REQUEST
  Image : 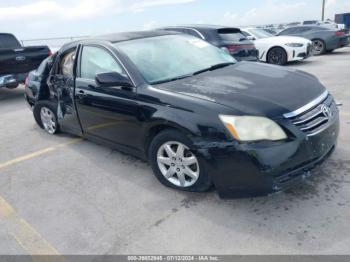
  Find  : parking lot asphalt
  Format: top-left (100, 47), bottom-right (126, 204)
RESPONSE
top-left (0, 47), bottom-right (350, 256)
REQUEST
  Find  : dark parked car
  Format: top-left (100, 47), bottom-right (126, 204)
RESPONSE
top-left (25, 31), bottom-right (339, 198)
top-left (278, 26), bottom-right (349, 55)
top-left (0, 33), bottom-right (51, 89)
top-left (25, 55), bottom-right (56, 105)
top-left (160, 25), bottom-right (258, 61)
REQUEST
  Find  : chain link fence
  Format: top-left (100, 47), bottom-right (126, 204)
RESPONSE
top-left (20, 36), bottom-right (89, 52)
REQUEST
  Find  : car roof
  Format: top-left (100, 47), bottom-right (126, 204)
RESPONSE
top-left (162, 24), bottom-right (240, 31)
top-left (284, 25), bottom-right (329, 29)
top-left (241, 28), bottom-right (258, 31)
top-left (96, 30), bottom-right (179, 43)
top-left (59, 30), bottom-right (179, 53)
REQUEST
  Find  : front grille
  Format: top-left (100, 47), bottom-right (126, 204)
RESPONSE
top-left (285, 94), bottom-right (338, 137)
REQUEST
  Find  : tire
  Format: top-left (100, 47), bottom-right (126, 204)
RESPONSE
top-left (148, 129), bottom-right (212, 192)
top-left (267, 47), bottom-right (287, 65)
top-left (33, 100), bottom-right (60, 135)
top-left (6, 83), bottom-right (19, 89)
top-left (312, 39), bottom-right (326, 55)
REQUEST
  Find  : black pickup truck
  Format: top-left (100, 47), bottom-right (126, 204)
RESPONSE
top-left (0, 33), bottom-right (51, 89)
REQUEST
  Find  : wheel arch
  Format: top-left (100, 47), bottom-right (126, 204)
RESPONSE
top-left (311, 38), bottom-right (327, 49)
top-left (143, 121), bottom-right (195, 158)
top-left (267, 45), bottom-right (287, 57)
top-left (266, 46), bottom-right (288, 64)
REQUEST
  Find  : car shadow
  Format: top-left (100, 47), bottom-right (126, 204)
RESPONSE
top-left (286, 59), bottom-right (319, 67)
top-left (322, 50), bottom-right (349, 56)
top-left (0, 85), bottom-right (25, 102)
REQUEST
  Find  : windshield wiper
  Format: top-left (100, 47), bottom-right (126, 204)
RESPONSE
top-left (151, 62), bottom-right (235, 85)
top-left (192, 62), bottom-right (235, 76)
top-left (151, 74), bottom-right (194, 85)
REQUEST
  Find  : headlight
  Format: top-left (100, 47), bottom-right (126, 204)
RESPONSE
top-left (285, 43), bottom-right (304, 47)
top-left (219, 115), bottom-right (287, 142)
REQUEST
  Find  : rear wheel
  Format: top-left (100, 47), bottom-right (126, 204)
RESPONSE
top-left (33, 101), bottom-right (60, 135)
top-left (149, 130), bottom-right (212, 192)
top-left (267, 47), bottom-right (287, 65)
top-left (312, 39), bottom-right (326, 55)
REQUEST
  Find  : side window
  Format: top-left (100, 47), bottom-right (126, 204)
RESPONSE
top-left (80, 46), bottom-right (125, 80)
top-left (280, 27), bottom-right (299, 35)
top-left (37, 58), bottom-right (49, 74)
top-left (295, 27), bottom-right (310, 33)
top-left (60, 51), bottom-right (75, 76)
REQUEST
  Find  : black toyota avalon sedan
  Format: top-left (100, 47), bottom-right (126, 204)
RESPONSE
top-left (25, 30), bottom-right (339, 198)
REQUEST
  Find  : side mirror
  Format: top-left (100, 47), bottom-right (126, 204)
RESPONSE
top-left (95, 72), bottom-right (133, 89)
top-left (247, 36), bottom-right (256, 41)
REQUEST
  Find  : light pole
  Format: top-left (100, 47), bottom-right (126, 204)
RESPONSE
top-left (321, 0), bottom-right (326, 21)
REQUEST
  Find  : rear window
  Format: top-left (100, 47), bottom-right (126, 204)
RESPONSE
top-left (303, 21), bottom-right (317, 25)
top-left (0, 34), bottom-right (21, 49)
top-left (217, 29), bottom-right (247, 42)
top-left (36, 56), bottom-right (53, 74)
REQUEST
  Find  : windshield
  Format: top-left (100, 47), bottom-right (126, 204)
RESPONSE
top-left (115, 35), bottom-right (236, 84)
top-left (247, 29), bottom-right (274, 39)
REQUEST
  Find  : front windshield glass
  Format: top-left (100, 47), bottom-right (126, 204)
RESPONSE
top-left (248, 29), bottom-right (274, 39)
top-left (115, 35), bottom-right (236, 84)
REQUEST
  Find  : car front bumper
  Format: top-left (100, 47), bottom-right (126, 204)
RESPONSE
top-left (287, 44), bottom-right (312, 61)
top-left (193, 113), bottom-right (339, 199)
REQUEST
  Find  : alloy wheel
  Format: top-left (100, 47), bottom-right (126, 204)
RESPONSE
top-left (40, 107), bottom-right (57, 134)
top-left (268, 48), bottom-right (284, 64)
top-left (312, 40), bottom-right (325, 55)
top-left (157, 141), bottom-right (200, 188)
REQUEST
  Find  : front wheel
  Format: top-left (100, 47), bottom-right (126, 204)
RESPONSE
top-left (33, 101), bottom-right (60, 135)
top-left (149, 130), bottom-right (212, 192)
top-left (267, 47), bottom-right (287, 65)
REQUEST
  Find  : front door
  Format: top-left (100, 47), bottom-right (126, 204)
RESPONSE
top-left (74, 45), bottom-right (143, 151)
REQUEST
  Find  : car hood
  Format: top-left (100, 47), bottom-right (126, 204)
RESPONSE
top-left (257, 36), bottom-right (311, 45)
top-left (156, 62), bottom-right (326, 117)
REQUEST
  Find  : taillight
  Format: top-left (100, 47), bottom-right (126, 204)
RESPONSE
top-left (225, 44), bottom-right (255, 53)
top-left (335, 31), bottom-right (345, 36)
top-left (48, 50), bottom-right (53, 56)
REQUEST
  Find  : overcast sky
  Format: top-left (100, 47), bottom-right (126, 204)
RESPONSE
top-left (0, 0), bottom-right (349, 40)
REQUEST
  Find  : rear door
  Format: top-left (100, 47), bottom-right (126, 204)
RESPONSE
top-left (74, 45), bottom-right (142, 150)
